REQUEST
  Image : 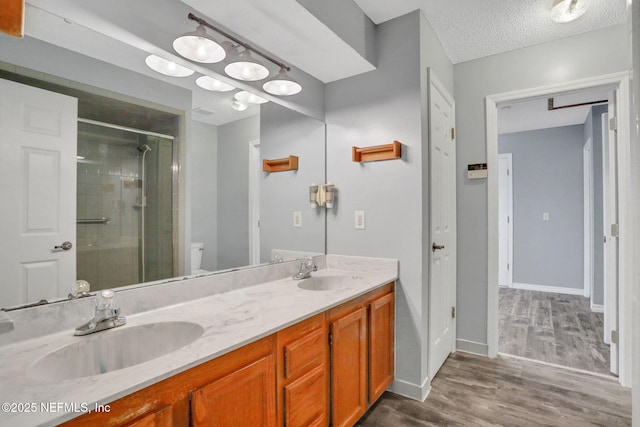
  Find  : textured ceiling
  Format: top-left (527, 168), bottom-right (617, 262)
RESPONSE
top-left (353, 0), bottom-right (628, 64)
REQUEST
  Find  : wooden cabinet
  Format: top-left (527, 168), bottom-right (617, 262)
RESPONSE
top-left (191, 354), bottom-right (276, 427)
top-left (368, 292), bottom-right (395, 402)
top-left (328, 283), bottom-right (394, 427)
top-left (277, 313), bottom-right (328, 427)
top-left (62, 283), bottom-right (393, 427)
top-left (61, 337), bottom-right (276, 427)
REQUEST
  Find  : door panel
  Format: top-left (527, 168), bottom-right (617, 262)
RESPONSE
top-left (0, 78), bottom-right (77, 307)
top-left (428, 69), bottom-right (456, 379)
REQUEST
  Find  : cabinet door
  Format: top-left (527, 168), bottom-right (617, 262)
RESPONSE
top-left (368, 292), bottom-right (394, 403)
top-left (124, 405), bottom-right (173, 427)
top-left (191, 355), bottom-right (276, 427)
top-left (283, 365), bottom-right (326, 426)
top-left (330, 307), bottom-right (367, 427)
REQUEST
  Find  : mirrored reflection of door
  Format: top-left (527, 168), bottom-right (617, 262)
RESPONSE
top-left (0, 78), bottom-right (78, 307)
top-left (76, 121), bottom-right (174, 291)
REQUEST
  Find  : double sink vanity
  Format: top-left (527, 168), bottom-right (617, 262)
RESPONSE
top-left (0, 255), bottom-right (397, 426)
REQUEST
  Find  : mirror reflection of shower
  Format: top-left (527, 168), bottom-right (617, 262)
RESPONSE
top-left (136, 143), bottom-right (151, 283)
top-left (76, 120), bottom-right (175, 291)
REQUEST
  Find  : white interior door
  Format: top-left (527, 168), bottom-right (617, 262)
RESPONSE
top-left (0, 78), bottom-right (77, 307)
top-left (498, 154), bottom-right (513, 288)
top-left (428, 69), bottom-right (457, 379)
top-left (602, 104), bottom-right (619, 375)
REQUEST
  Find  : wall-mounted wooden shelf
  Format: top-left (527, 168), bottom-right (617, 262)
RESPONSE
top-left (263, 155), bottom-right (298, 172)
top-left (352, 141), bottom-right (402, 163)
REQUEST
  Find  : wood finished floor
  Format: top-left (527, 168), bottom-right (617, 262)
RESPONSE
top-left (357, 352), bottom-right (631, 426)
top-left (498, 288), bottom-right (610, 375)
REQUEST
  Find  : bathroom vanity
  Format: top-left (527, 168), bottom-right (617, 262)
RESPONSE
top-left (0, 255), bottom-right (397, 427)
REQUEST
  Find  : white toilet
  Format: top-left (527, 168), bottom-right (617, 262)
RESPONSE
top-left (191, 242), bottom-right (209, 274)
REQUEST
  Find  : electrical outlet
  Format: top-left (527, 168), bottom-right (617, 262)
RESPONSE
top-left (355, 211), bottom-right (366, 229)
top-left (293, 211), bottom-right (302, 228)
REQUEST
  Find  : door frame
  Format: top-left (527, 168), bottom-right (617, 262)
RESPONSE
top-left (485, 72), bottom-right (632, 387)
top-left (248, 139), bottom-right (261, 265)
top-left (498, 153), bottom-right (513, 288)
top-left (583, 137), bottom-right (594, 300)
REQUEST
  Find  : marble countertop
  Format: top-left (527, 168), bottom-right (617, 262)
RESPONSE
top-left (0, 262), bottom-right (397, 426)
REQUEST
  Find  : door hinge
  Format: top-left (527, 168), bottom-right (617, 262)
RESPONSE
top-left (451, 307), bottom-right (456, 319)
top-left (611, 224), bottom-right (619, 237)
top-left (609, 117), bottom-right (618, 131)
top-left (507, 169), bottom-right (510, 176)
top-left (507, 216), bottom-right (510, 224)
top-left (611, 330), bottom-right (619, 344)
top-left (451, 128), bottom-right (455, 140)
top-left (328, 332), bottom-right (333, 346)
top-left (507, 263), bottom-right (510, 271)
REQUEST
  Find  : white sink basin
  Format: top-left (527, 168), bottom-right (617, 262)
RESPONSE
top-left (297, 275), bottom-right (362, 291)
top-left (29, 321), bottom-right (204, 381)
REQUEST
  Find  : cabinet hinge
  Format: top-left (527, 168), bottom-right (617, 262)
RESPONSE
top-left (451, 307), bottom-right (456, 319)
top-left (328, 332), bottom-right (333, 346)
top-left (609, 117), bottom-right (618, 131)
top-left (612, 330), bottom-right (619, 344)
top-left (451, 128), bottom-right (455, 140)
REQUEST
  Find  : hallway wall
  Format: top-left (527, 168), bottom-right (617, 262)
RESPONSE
top-left (454, 24), bottom-right (629, 353)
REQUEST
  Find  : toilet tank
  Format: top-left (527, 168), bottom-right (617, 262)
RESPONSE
top-left (191, 242), bottom-right (204, 271)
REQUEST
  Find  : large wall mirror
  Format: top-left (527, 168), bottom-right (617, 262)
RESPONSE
top-left (0, 27), bottom-right (326, 310)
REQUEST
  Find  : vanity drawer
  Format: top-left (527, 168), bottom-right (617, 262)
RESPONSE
top-left (283, 327), bottom-right (325, 379)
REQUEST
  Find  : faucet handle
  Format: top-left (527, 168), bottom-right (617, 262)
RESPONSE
top-left (97, 289), bottom-right (115, 310)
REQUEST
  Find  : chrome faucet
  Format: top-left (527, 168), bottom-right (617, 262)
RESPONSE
top-left (292, 257), bottom-right (318, 280)
top-left (75, 290), bottom-right (126, 336)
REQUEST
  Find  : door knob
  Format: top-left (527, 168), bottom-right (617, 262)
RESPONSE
top-left (432, 242), bottom-right (445, 252)
top-left (54, 241), bottom-right (73, 251)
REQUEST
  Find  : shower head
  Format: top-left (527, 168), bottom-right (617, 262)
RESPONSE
top-left (137, 144), bottom-right (152, 153)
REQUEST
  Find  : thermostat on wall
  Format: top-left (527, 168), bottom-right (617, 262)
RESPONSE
top-left (467, 163), bottom-right (488, 179)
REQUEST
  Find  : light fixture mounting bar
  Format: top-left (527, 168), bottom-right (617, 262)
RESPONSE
top-left (187, 13), bottom-right (291, 72)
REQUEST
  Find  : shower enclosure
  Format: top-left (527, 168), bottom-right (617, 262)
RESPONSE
top-left (76, 120), bottom-right (175, 291)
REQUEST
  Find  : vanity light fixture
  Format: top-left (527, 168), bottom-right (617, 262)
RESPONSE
top-left (196, 76), bottom-right (235, 92)
top-left (231, 99), bottom-right (248, 112)
top-left (225, 49), bottom-right (269, 81)
top-left (234, 90), bottom-right (268, 105)
top-left (176, 13), bottom-right (302, 94)
top-left (550, 0), bottom-right (586, 23)
top-left (173, 24), bottom-right (226, 63)
top-left (145, 55), bottom-right (194, 77)
top-left (263, 66), bottom-right (302, 96)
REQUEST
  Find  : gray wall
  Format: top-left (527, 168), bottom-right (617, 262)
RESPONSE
top-left (499, 125), bottom-right (585, 290)
top-left (584, 105), bottom-right (608, 306)
top-left (217, 115), bottom-right (260, 269)
top-left (191, 121), bottom-right (219, 271)
top-left (454, 24), bottom-right (629, 349)
top-left (326, 10), bottom-right (453, 398)
top-left (260, 103), bottom-right (326, 262)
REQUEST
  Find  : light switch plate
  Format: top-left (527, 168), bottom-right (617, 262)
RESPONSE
top-left (355, 211), bottom-right (365, 229)
top-left (293, 211), bottom-right (302, 228)
top-left (543, 212), bottom-right (550, 221)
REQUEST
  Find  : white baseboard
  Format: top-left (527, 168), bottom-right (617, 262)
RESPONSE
top-left (590, 303), bottom-right (604, 313)
top-left (456, 339), bottom-right (489, 356)
top-left (512, 282), bottom-right (584, 296)
top-left (389, 377), bottom-right (431, 402)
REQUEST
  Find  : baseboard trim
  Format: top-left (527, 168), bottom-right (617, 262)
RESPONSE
top-left (389, 377), bottom-right (431, 402)
top-left (456, 339), bottom-right (489, 356)
top-left (512, 282), bottom-right (584, 295)
top-left (590, 303), bottom-right (604, 313)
